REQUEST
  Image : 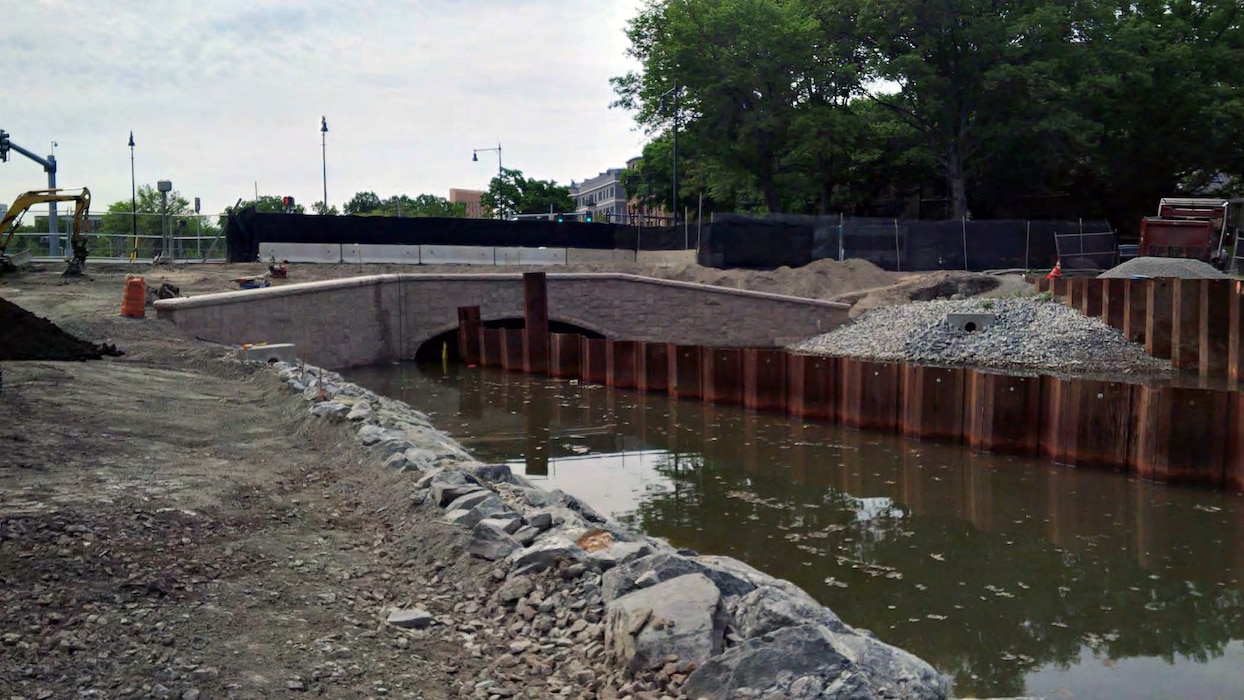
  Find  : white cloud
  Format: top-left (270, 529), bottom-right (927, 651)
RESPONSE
top-left (0, 0), bottom-right (646, 214)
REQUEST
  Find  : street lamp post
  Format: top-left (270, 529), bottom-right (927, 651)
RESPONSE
top-left (472, 144), bottom-right (503, 219)
top-left (659, 83), bottom-right (681, 226)
top-left (128, 132), bottom-right (137, 259)
top-left (320, 117), bottom-right (329, 212)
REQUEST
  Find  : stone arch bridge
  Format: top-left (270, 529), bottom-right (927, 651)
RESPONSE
top-left (154, 273), bottom-right (850, 369)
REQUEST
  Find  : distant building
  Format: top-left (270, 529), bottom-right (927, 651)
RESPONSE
top-left (449, 188), bottom-right (485, 218)
top-left (572, 168), bottom-right (628, 223)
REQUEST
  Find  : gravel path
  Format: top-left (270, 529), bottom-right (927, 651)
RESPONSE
top-left (790, 297), bottom-right (1172, 376)
top-left (1098, 256), bottom-right (1226, 279)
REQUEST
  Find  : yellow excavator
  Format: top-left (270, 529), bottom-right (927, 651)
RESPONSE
top-left (0, 187), bottom-right (92, 275)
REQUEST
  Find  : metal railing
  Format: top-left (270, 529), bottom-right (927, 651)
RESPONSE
top-left (4, 212), bottom-right (228, 263)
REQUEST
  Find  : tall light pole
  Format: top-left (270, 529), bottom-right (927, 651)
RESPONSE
top-left (320, 116), bottom-right (329, 211)
top-left (659, 83), bottom-right (681, 226)
top-left (473, 143), bottom-right (503, 219)
top-left (128, 132), bottom-right (137, 258)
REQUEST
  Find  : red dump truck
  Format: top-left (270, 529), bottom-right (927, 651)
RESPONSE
top-left (1137, 197), bottom-right (1235, 267)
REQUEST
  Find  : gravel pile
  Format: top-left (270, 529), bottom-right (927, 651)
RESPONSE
top-left (1098, 256), bottom-right (1226, 279)
top-left (791, 297), bottom-right (1171, 375)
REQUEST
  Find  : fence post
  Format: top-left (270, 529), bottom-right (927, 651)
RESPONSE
top-left (893, 218), bottom-right (901, 272)
top-left (962, 216), bottom-right (968, 271)
top-left (1024, 220), bottom-right (1031, 270)
top-left (839, 212), bottom-right (845, 261)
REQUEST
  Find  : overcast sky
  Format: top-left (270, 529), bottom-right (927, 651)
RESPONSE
top-left (1, 0), bottom-right (647, 215)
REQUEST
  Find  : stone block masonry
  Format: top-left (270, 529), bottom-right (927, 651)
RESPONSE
top-left (153, 273), bottom-right (850, 370)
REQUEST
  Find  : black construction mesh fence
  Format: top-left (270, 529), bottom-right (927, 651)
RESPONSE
top-left (224, 208), bottom-right (688, 262)
top-left (696, 214), bottom-right (1115, 271)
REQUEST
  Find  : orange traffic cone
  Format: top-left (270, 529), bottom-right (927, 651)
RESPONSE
top-left (1046, 259), bottom-right (1062, 279)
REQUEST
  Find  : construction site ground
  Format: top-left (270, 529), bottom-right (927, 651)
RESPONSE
top-left (0, 260), bottom-right (1021, 699)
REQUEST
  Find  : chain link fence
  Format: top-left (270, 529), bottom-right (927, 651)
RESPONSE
top-left (5, 212), bottom-right (227, 263)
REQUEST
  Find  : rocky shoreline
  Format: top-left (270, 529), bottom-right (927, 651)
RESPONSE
top-left (275, 360), bottom-right (948, 700)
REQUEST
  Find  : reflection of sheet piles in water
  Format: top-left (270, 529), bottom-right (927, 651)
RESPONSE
top-left (501, 448), bottom-right (704, 520)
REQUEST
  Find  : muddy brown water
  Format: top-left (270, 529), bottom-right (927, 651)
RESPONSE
top-left (346, 364), bottom-right (1244, 700)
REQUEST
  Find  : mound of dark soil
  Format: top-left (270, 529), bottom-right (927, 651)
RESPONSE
top-left (0, 297), bottom-right (123, 361)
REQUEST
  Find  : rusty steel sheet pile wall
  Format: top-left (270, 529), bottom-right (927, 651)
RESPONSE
top-left (900, 365), bottom-right (967, 442)
top-left (478, 328), bottom-right (1244, 492)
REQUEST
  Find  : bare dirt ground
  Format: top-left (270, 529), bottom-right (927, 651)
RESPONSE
top-left (0, 259), bottom-right (1021, 699)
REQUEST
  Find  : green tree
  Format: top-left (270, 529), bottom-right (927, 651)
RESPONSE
top-left (481, 169), bottom-right (574, 218)
top-left (851, 0), bottom-right (1089, 218)
top-left (1068, 0), bottom-right (1244, 228)
top-left (613, 0), bottom-right (863, 214)
top-left (344, 191), bottom-right (382, 215)
top-left (377, 194), bottom-right (467, 218)
top-left (98, 184), bottom-right (217, 258)
top-left (312, 200), bottom-right (340, 215)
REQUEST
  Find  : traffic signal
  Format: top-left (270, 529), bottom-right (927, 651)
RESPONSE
top-left (556, 213), bottom-right (564, 223)
top-left (0, 130), bottom-right (9, 162)
top-left (584, 212), bottom-right (593, 223)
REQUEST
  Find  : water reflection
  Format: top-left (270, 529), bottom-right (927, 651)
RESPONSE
top-left (345, 363), bottom-right (1244, 700)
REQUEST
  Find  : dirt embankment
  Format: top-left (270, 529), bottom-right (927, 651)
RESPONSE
top-left (0, 296), bottom-right (123, 361)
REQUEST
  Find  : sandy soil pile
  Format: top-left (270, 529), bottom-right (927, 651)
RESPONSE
top-left (650, 258), bottom-right (902, 300)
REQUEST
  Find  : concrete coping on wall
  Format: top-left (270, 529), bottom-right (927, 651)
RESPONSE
top-left (153, 273), bottom-right (852, 312)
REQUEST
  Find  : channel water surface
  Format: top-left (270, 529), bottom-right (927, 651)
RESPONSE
top-left (345, 364), bottom-right (1244, 700)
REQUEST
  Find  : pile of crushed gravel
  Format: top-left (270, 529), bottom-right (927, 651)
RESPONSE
top-left (790, 297), bottom-right (1171, 376)
top-left (1098, 256), bottom-right (1226, 279)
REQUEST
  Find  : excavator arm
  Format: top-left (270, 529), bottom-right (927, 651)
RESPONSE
top-left (0, 187), bottom-right (91, 273)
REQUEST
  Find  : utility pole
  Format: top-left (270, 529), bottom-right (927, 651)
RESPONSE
top-left (128, 132), bottom-right (137, 259)
top-left (320, 117), bottom-right (329, 211)
top-left (659, 84), bottom-right (681, 226)
top-left (0, 130), bottom-right (61, 255)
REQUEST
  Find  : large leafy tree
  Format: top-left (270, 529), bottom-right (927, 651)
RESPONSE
top-left (97, 184), bottom-right (220, 257)
top-left (613, 0), bottom-right (862, 214)
top-left (481, 168), bottom-right (574, 218)
top-left (377, 194), bottom-right (467, 218)
top-left (343, 191), bottom-right (382, 215)
top-left (1069, 0), bottom-right (1244, 226)
top-left (851, 0), bottom-right (1089, 219)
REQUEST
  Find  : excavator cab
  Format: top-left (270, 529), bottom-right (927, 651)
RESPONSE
top-left (0, 187), bottom-right (92, 275)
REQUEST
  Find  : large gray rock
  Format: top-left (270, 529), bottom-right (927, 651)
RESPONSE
top-left (443, 495), bottom-right (511, 529)
top-left (602, 553), bottom-right (757, 602)
top-left (590, 541), bottom-right (654, 571)
top-left (469, 520), bottom-right (520, 561)
top-left (468, 463), bottom-right (534, 488)
top-left (386, 608), bottom-right (434, 630)
top-left (683, 625), bottom-right (946, 700)
top-left (403, 448), bottom-right (438, 472)
top-left (346, 401), bottom-right (373, 421)
top-left (728, 584), bottom-right (850, 638)
top-left (604, 573), bottom-right (727, 673)
top-left (506, 536), bottom-right (586, 576)
top-left (551, 490), bottom-right (608, 524)
top-left (311, 401), bottom-right (350, 419)
top-left (832, 631), bottom-right (948, 699)
top-left (433, 478), bottom-right (486, 508)
top-left (445, 489), bottom-right (495, 513)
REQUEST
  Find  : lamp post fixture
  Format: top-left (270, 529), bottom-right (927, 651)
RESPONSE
top-left (658, 83), bottom-right (681, 225)
top-left (320, 116), bottom-right (329, 212)
top-left (472, 143), bottom-right (503, 219)
top-left (128, 132), bottom-right (137, 258)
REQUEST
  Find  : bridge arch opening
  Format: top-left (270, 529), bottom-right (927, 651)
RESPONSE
top-left (412, 319), bottom-right (605, 363)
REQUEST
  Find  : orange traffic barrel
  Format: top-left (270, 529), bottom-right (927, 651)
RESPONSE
top-left (120, 275), bottom-right (147, 318)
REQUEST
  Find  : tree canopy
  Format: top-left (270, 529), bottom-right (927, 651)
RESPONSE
top-left (613, 0), bottom-right (1244, 227)
top-left (339, 192), bottom-right (467, 218)
top-left (481, 168), bottom-right (575, 218)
